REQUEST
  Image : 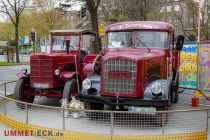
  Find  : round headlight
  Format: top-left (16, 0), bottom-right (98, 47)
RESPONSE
top-left (82, 79), bottom-right (91, 90)
top-left (55, 69), bottom-right (60, 76)
top-left (21, 68), bottom-right (27, 74)
top-left (150, 82), bottom-right (162, 95)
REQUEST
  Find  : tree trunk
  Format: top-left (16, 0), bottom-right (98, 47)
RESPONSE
top-left (15, 24), bottom-right (20, 63)
top-left (90, 11), bottom-right (99, 52)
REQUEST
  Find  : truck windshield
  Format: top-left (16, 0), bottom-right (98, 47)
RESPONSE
top-left (136, 31), bottom-right (169, 48)
top-left (107, 31), bottom-right (169, 48)
top-left (107, 32), bottom-right (132, 48)
top-left (52, 35), bottom-right (79, 51)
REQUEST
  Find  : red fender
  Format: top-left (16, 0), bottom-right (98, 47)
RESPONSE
top-left (17, 72), bottom-right (30, 78)
top-left (59, 71), bottom-right (79, 79)
top-left (82, 54), bottom-right (101, 78)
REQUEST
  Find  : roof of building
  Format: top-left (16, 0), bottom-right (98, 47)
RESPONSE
top-left (50, 29), bottom-right (96, 35)
top-left (106, 21), bottom-right (174, 32)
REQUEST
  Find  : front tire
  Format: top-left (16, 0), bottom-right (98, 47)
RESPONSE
top-left (63, 79), bottom-right (79, 103)
top-left (171, 72), bottom-right (179, 103)
top-left (14, 78), bottom-right (35, 109)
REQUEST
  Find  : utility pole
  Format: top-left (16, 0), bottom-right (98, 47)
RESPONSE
top-left (31, 29), bottom-right (36, 53)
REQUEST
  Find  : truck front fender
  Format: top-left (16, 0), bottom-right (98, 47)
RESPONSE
top-left (59, 71), bottom-right (79, 79)
top-left (144, 79), bottom-right (171, 99)
top-left (82, 54), bottom-right (101, 78)
top-left (17, 72), bottom-right (30, 79)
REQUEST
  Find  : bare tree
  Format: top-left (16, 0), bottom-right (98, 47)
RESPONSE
top-left (100, 0), bottom-right (158, 25)
top-left (85, 0), bottom-right (100, 35)
top-left (0, 0), bottom-right (30, 63)
top-left (171, 0), bottom-right (210, 41)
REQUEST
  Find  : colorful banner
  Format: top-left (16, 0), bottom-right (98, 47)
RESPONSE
top-left (179, 42), bottom-right (197, 89)
top-left (197, 41), bottom-right (210, 94)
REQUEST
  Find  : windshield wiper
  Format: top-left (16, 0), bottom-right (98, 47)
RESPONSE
top-left (136, 38), bottom-right (150, 52)
top-left (107, 42), bottom-right (119, 51)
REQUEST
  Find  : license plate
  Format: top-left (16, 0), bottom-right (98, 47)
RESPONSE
top-left (32, 83), bottom-right (49, 89)
top-left (128, 106), bottom-right (156, 114)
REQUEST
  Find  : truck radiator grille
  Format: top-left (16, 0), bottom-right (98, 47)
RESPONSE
top-left (103, 60), bottom-right (137, 94)
top-left (30, 59), bottom-right (54, 83)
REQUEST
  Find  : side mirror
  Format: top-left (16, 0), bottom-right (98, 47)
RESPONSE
top-left (175, 35), bottom-right (185, 51)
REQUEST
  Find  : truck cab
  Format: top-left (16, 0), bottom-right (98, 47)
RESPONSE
top-left (15, 29), bottom-right (97, 107)
top-left (79, 21), bottom-right (184, 111)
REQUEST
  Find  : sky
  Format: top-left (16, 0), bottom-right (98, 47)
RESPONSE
top-left (0, 0), bottom-right (83, 22)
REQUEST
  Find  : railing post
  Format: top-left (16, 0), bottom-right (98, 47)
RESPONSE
top-left (162, 112), bottom-right (165, 134)
top-left (4, 83), bottom-right (6, 97)
top-left (62, 108), bottom-right (65, 130)
top-left (110, 112), bottom-right (114, 137)
top-left (3, 100), bottom-right (6, 116)
top-left (206, 109), bottom-right (208, 131)
top-left (25, 103), bottom-right (28, 124)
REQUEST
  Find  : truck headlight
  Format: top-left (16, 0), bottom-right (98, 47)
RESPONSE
top-left (21, 68), bottom-right (27, 74)
top-left (150, 82), bottom-right (162, 96)
top-left (55, 69), bottom-right (60, 76)
top-left (82, 79), bottom-right (91, 90)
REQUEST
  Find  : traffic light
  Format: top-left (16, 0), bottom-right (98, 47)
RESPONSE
top-left (31, 31), bottom-right (35, 42)
top-left (80, 6), bottom-right (87, 19)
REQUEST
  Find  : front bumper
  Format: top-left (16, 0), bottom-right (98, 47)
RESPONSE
top-left (79, 93), bottom-right (170, 108)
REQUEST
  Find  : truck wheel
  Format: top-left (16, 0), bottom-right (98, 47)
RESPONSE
top-left (14, 78), bottom-right (35, 109)
top-left (171, 72), bottom-right (179, 103)
top-left (84, 102), bottom-right (104, 119)
top-left (63, 79), bottom-right (79, 103)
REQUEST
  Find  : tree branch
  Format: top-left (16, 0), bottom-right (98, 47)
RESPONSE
top-left (19, 0), bottom-right (29, 14)
top-left (96, 0), bottom-right (100, 9)
top-left (0, 0), bottom-right (16, 24)
top-left (6, 0), bottom-right (15, 11)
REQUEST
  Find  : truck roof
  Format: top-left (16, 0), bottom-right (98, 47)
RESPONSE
top-left (106, 21), bottom-right (174, 32)
top-left (50, 29), bottom-right (96, 35)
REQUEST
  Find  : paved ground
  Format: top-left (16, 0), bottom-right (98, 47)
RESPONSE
top-left (0, 65), bottom-right (209, 139)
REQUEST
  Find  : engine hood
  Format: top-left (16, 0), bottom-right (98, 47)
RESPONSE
top-left (30, 53), bottom-right (78, 59)
top-left (103, 48), bottom-right (167, 62)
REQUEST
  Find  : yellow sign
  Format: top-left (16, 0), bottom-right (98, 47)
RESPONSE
top-left (99, 25), bottom-right (106, 35)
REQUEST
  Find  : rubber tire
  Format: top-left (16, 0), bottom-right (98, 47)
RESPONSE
top-left (173, 73), bottom-right (179, 103)
top-left (171, 72), bottom-right (179, 103)
top-left (63, 79), bottom-right (79, 103)
top-left (84, 102), bottom-right (104, 119)
top-left (14, 78), bottom-right (35, 109)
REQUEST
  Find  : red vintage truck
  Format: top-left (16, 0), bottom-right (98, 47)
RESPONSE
top-left (79, 21), bottom-right (184, 111)
top-left (14, 29), bottom-right (99, 107)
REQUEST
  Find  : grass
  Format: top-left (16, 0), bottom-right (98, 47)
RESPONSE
top-left (0, 61), bottom-right (29, 66)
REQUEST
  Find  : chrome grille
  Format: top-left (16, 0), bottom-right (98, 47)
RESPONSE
top-left (103, 60), bottom-right (137, 94)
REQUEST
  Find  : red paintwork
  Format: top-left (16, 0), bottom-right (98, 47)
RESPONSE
top-left (100, 48), bottom-right (169, 98)
top-left (82, 54), bottom-right (101, 78)
top-left (108, 70), bottom-right (131, 79)
top-left (106, 21), bottom-right (174, 32)
top-left (22, 29), bottom-right (97, 98)
top-left (60, 71), bottom-right (78, 78)
top-left (97, 21), bottom-right (179, 98)
top-left (17, 72), bottom-right (29, 78)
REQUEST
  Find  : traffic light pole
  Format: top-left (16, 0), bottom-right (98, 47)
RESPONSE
top-left (34, 31), bottom-right (36, 53)
top-left (31, 30), bottom-right (36, 53)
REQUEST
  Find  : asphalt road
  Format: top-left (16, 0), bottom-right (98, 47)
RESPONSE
top-left (0, 65), bottom-right (209, 139)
